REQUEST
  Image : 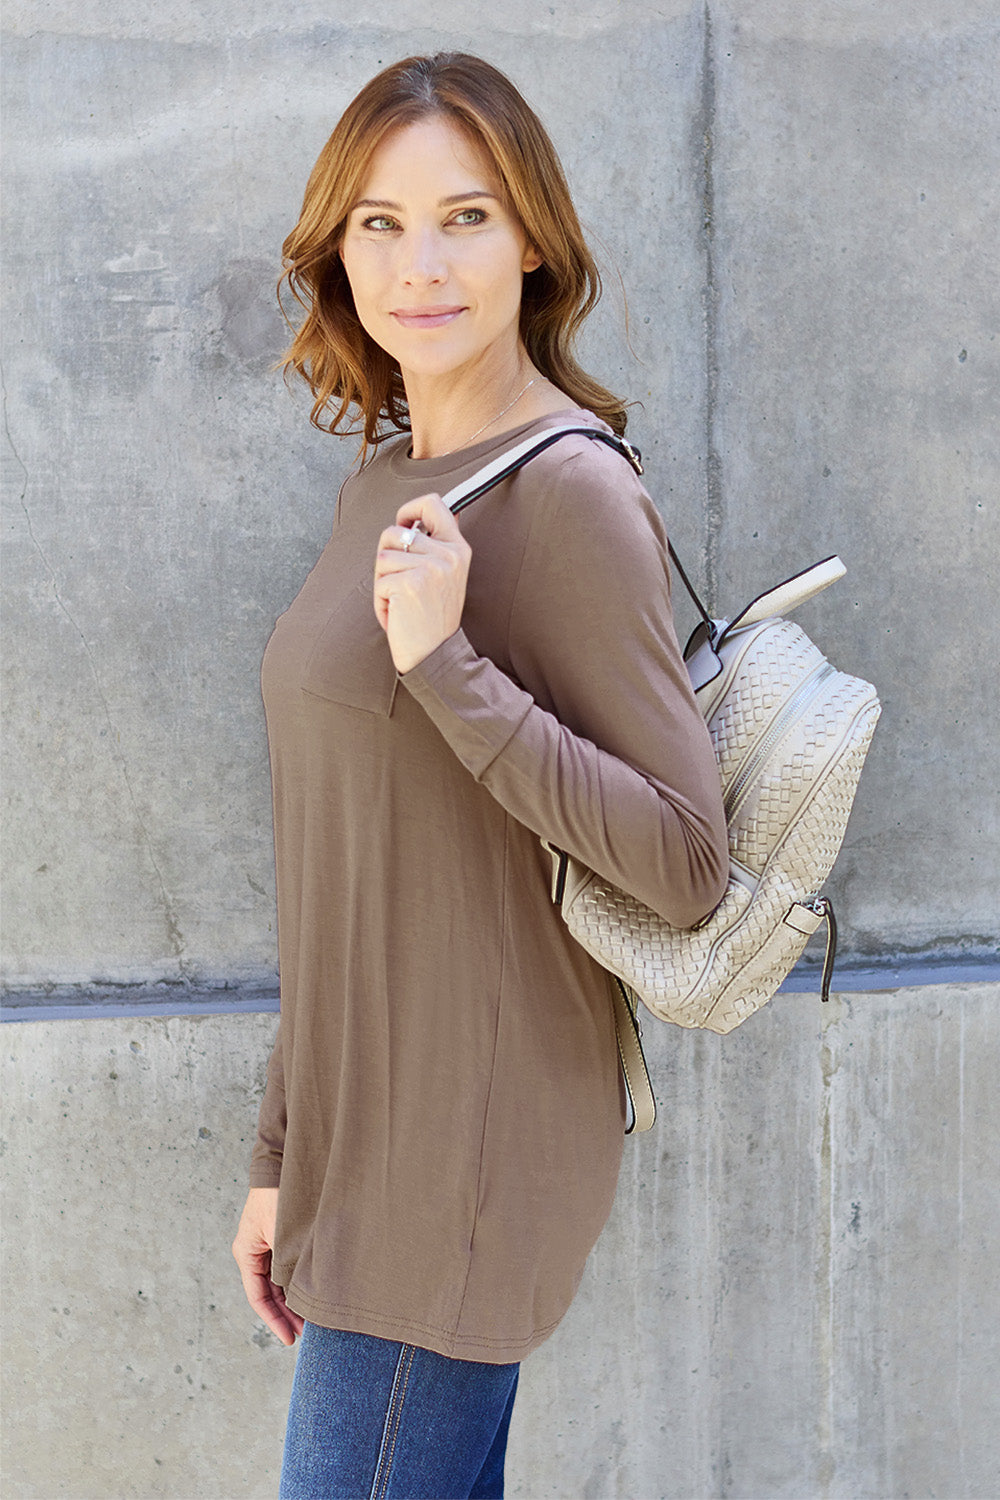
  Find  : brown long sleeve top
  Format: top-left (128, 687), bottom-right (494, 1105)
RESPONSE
top-left (250, 409), bottom-right (728, 1362)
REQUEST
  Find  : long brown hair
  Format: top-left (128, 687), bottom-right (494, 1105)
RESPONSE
top-left (279, 53), bottom-right (627, 449)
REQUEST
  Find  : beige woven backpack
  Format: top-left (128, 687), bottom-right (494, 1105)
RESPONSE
top-left (546, 552), bottom-right (881, 1027)
top-left (443, 427), bottom-right (882, 1131)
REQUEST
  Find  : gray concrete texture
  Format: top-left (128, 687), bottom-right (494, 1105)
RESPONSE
top-left (3, 4), bottom-right (1000, 1498)
top-left (3, 982), bottom-right (998, 1498)
top-left (3, 1), bottom-right (998, 989)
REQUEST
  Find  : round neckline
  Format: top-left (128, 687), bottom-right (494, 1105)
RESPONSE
top-left (384, 407), bottom-right (607, 482)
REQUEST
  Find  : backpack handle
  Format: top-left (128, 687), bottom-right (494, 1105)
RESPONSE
top-left (728, 556), bottom-right (846, 633)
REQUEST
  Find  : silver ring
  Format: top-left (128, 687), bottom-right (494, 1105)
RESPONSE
top-left (400, 526), bottom-right (417, 552)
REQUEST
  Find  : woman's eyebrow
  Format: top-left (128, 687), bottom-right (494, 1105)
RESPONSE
top-left (352, 191), bottom-right (499, 210)
top-left (440, 190), bottom-right (499, 205)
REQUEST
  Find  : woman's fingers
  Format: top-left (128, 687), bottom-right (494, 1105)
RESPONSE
top-left (242, 1268), bottom-right (304, 1347)
top-left (395, 491), bottom-right (464, 542)
top-left (375, 492), bottom-right (462, 560)
top-left (373, 492), bottom-right (472, 674)
top-left (232, 1187), bottom-right (305, 1347)
top-left (376, 523), bottom-right (427, 565)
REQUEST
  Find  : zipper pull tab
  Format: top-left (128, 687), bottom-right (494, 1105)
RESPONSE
top-left (810, 898), bottom-right (839, 1002)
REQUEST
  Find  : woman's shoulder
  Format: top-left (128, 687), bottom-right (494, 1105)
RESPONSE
top-left (335, 432), bottom-right (411, 520)
top-left (514, 415), bottom-right (667, 549)
top-left (345, 432), bottom-right (409, 485)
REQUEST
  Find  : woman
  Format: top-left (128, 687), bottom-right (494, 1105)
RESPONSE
top-left (233, 52), bottom-right (728, 1499)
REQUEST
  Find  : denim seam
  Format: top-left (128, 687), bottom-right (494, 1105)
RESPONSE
top-left (371, 1343), bottom-right (415, 1500)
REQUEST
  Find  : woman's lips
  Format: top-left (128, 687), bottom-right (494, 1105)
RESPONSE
top-left (390, 306), bottom-right (465, 329)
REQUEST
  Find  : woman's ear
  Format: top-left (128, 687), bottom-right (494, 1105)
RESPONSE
top-left (522, 245), bottom-right (543, 273)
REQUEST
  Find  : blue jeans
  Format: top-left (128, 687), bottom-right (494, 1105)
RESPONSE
top-left (280, 1324), bottom-right (520, 1499)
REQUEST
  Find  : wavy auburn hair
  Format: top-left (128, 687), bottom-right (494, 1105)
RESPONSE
top-left (279, 53), bottom-right (627, 450)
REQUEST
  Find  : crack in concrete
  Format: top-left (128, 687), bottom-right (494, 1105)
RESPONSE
top-left (2, 362), bottom-right (189, 974)
top-left (2, 393), bottom-right (29, 523)
top-left (701, 1), bottom-right (722, 615)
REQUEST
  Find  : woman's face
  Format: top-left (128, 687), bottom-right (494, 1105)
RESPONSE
top-left (339, 114), bottom-right (541, 388)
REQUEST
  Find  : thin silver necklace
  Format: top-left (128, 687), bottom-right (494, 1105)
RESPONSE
top-left (464, 377), bottom-right (536, 448)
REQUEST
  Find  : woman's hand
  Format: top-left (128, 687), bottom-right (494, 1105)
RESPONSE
top-left (373, 494), bottom-right (472, 675)
top-left (232, 1187), bottom-right (304, 1347)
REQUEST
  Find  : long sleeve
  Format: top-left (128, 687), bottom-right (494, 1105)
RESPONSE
top-left (249, 1023), bottom-right (286, 1188)
top-left (401, 440), bottom-right (728, 930)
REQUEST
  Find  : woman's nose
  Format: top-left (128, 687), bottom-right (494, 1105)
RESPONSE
top-left (400, 228), bottom-right (446, 286)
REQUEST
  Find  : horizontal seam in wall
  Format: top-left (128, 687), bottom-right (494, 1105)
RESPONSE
top-left (0, 997), bottom-right (281, 1023)
top-left (2, 960), bottom-right (998, 1021)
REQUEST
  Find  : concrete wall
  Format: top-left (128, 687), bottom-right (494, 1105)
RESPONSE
top-left (3, 3), bottom-right (999, 1498)
top-left (3, 0), bottom-right (997, 987)
top-left (4, 983), bottom-right (998, 1498)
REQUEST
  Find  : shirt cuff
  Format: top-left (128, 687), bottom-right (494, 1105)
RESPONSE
top-left (248, 1164), bottom-right (283, 1189)
top-left (399, 629), bottom-right (533, 780)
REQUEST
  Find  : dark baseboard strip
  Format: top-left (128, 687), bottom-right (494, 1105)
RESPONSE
top-left (2, 958), bottom-right (998, 1022)
top-left (1, 993), bottom-right (280, 1024)
top-left (778, 959), bottom-right (999, 993)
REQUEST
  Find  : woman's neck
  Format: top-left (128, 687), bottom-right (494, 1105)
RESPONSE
top-left (404, 352), bottom-right (569, 459)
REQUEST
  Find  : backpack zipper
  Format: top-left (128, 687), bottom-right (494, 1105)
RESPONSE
top-left (723, 661), bottom-right (836, 823)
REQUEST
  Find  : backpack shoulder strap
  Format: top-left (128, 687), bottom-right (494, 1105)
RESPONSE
top-left (439, 425), bottom-right (642, 513)
top-left (439, 423), bottom-right (724, 631)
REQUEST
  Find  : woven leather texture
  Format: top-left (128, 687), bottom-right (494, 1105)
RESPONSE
top-left (557, 615), bottom-right (881, 1034)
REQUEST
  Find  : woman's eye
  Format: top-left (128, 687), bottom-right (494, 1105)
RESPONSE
top-left (362, 215), bottom-right (398, 232)
top-left (451, 208), bottom-right (487, 227)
